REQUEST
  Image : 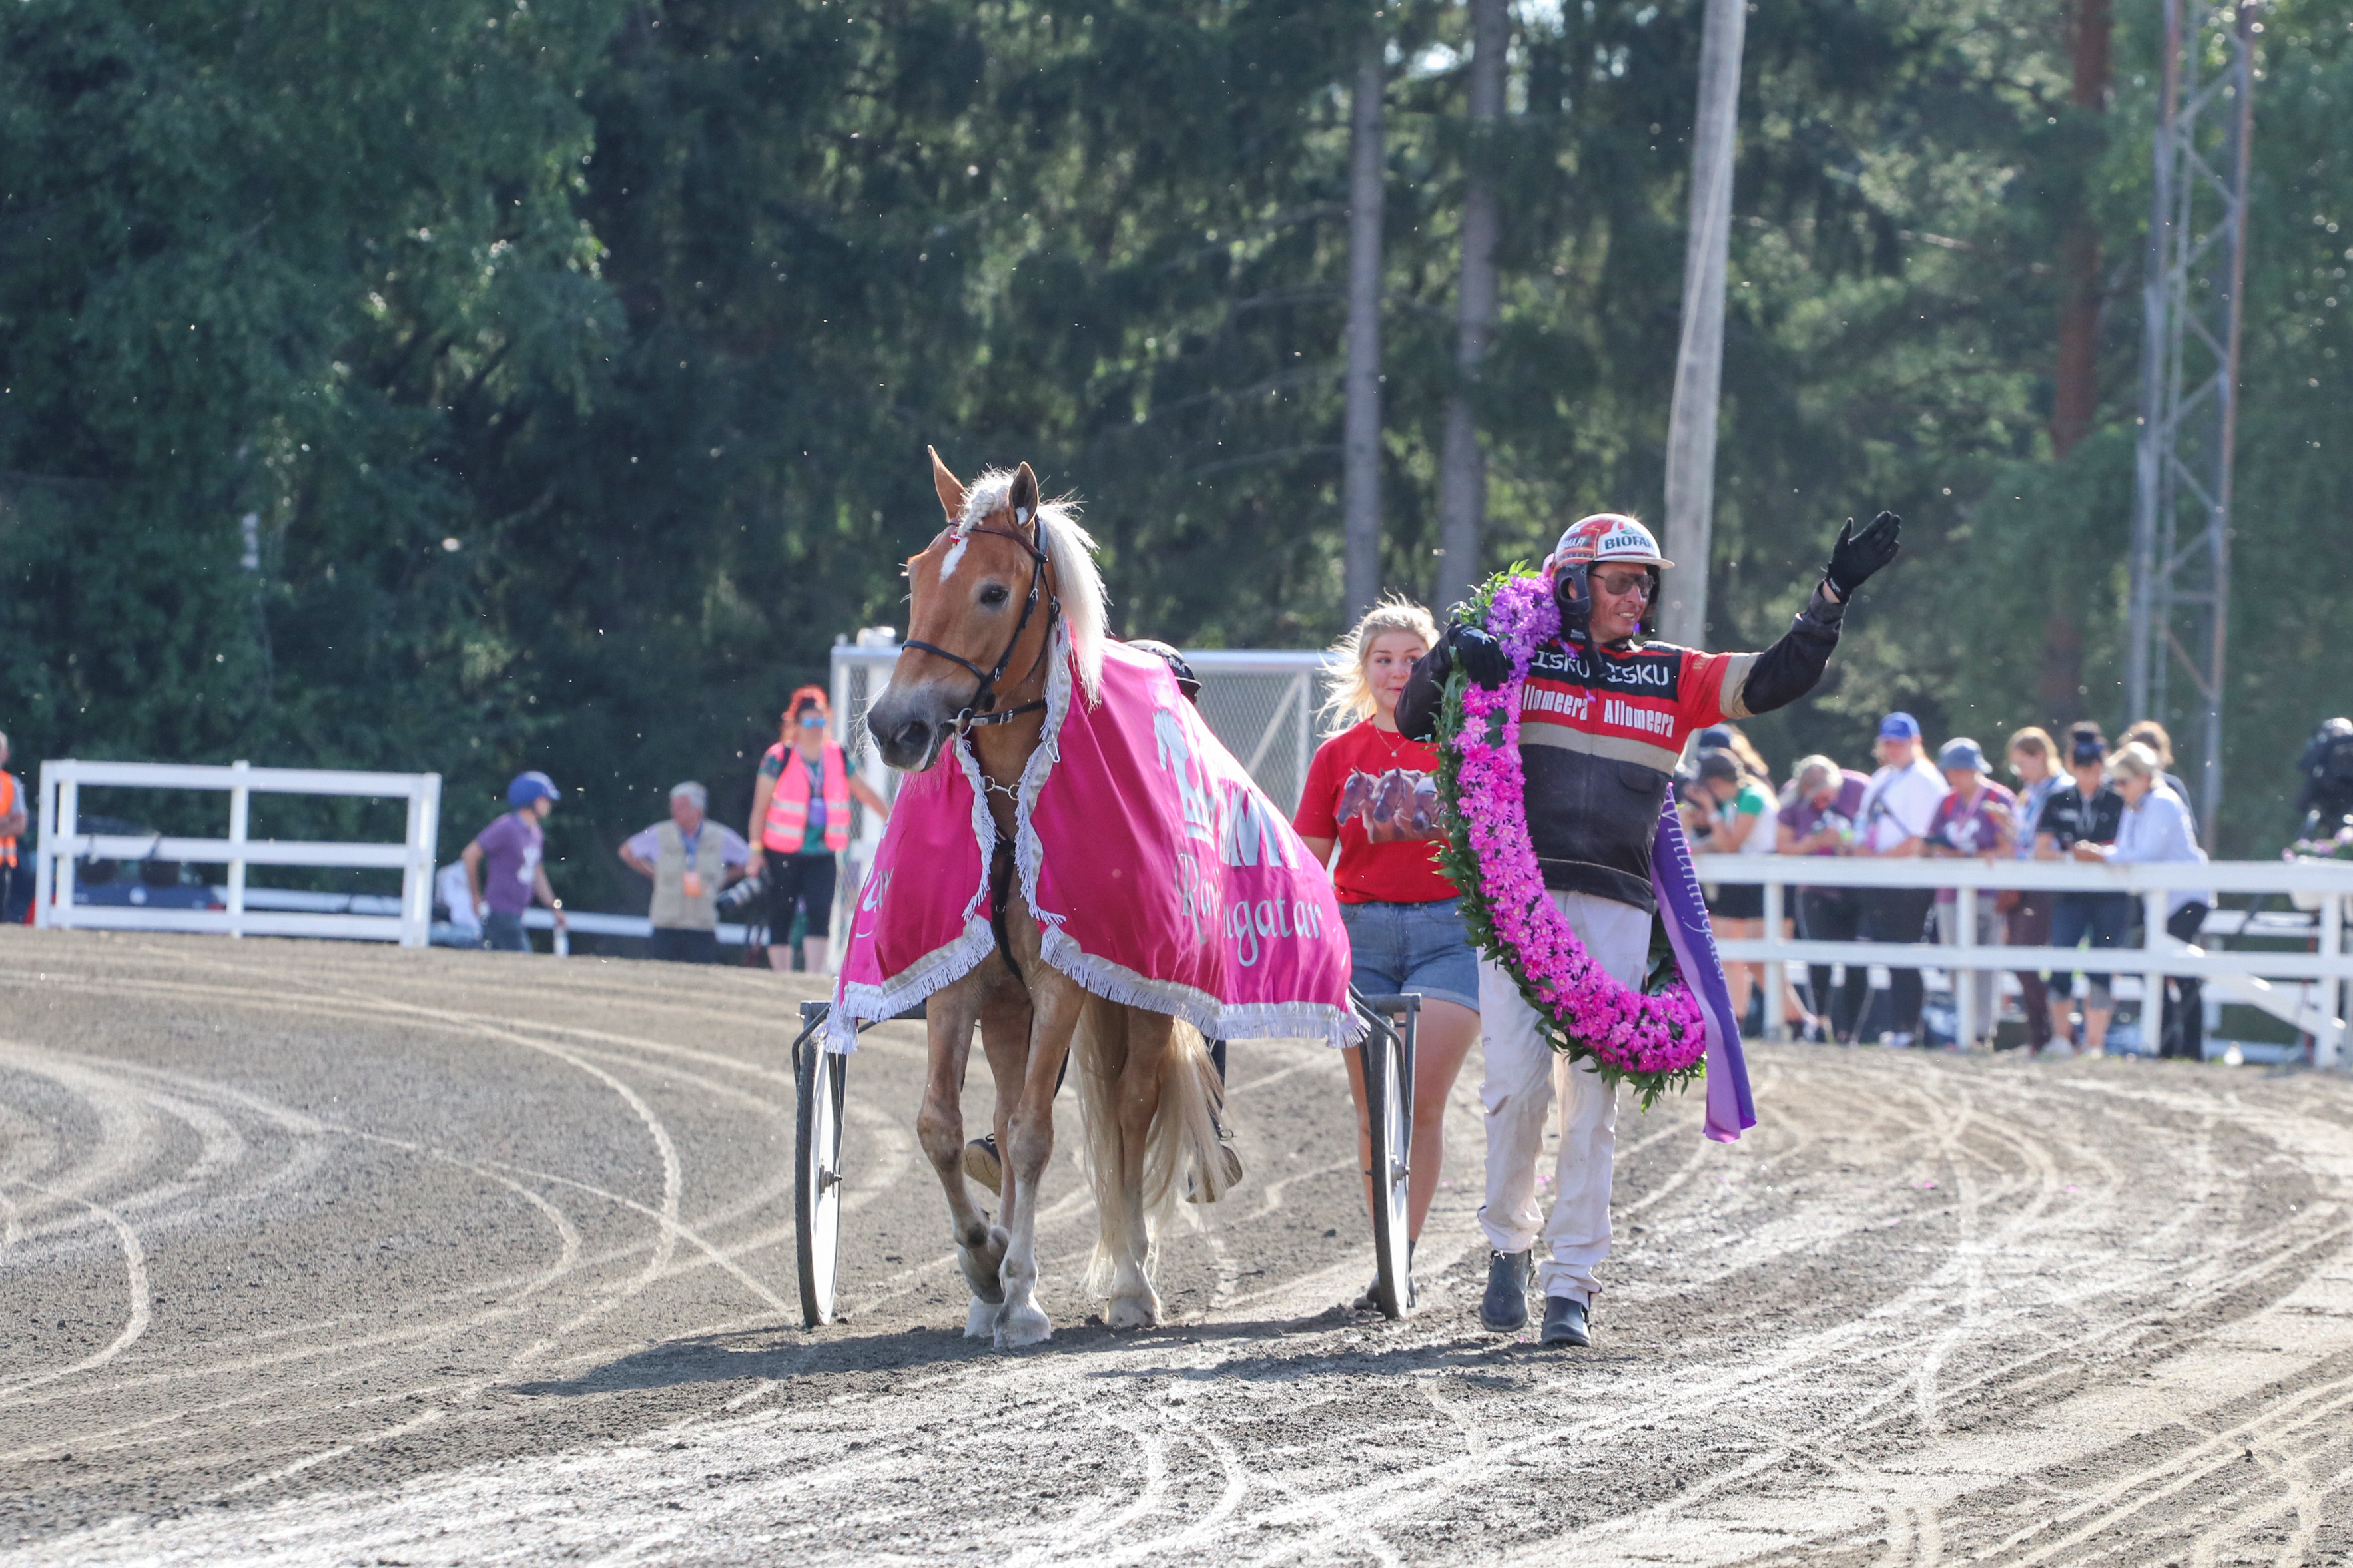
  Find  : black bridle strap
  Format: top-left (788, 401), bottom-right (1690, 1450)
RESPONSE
top-left (900, 523), bottom-right (1060, 734)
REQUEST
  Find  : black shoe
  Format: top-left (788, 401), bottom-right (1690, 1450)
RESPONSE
top-left (1479, 1250), bottom-right (1531, 1332)
top-left (963, 1135), bottom-right (1002, 1195)
top-left (1540, 1294), bottom-right (1592, 1348)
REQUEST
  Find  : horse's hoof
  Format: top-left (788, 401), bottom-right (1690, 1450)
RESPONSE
top-left (958, 1246), bottom-right (1006, 1304)
top-left (996, 1304), bottom-right (1053, 1348)
top-left (964, 1296), bottom-right (1002, 1338)
top-left (1107, 1296), bottom-right (1159, 1331)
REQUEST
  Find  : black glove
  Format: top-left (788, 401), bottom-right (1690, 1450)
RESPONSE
top-left (1825, 511), bottom-right (1901, 599)
top-left (1446, 623), bottom-right (1511, 690)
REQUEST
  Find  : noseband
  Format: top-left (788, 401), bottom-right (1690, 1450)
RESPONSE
top-left (900, 523), bottom-right (1061, 734)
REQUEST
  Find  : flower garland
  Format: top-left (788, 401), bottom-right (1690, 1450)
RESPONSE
top-left (1433, 569), bottom-right (1709, 1106)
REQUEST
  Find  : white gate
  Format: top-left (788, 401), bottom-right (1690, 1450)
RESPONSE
top-left (823, 631), bottom-right (1335, 961)
top-left (34, 760), bottom-right (443, 947)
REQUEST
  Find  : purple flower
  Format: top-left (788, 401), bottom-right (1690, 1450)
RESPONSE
top-left (1438, 573), bottom-right (1708, 1089)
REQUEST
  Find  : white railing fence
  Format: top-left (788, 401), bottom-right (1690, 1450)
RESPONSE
top-left (35, 760), bottom-right (442, 947)
top-left (1702, 856), bottom-right (2353, 1066)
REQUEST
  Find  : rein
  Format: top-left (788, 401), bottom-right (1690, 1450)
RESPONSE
top-left (900, 523), bottom-right (1061, 734)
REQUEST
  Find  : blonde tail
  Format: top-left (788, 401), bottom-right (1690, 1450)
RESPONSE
top-left (1071, 1004), bottom-right (1232, 1302)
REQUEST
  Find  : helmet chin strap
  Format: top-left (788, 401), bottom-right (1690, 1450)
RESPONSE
top-left (1553, 565), bottom-right (1594, 644)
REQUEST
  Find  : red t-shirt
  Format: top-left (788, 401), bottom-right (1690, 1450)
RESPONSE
top-left (1292, 722), bottom-right (1457, 905)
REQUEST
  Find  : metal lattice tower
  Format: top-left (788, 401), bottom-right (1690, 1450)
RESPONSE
top-left (2126, 0), bottom-right (2256, 843)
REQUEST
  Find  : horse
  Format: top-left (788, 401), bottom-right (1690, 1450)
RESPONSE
top-left (863, 448), bottom-right (1235, 1347)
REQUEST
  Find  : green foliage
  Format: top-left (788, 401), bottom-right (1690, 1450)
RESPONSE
top-left (4, 0), bottom-right (2348, 906)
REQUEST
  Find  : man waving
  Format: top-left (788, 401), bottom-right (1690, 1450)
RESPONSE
top-left (1397, 510), bottom-right (1900, 1348)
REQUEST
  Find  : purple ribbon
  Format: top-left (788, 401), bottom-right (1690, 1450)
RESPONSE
top-left (1651, 801), bottom-right (1756, 1142)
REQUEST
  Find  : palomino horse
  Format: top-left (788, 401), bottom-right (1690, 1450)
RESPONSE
top-left (864, 449), bottom-right (1233, 1347)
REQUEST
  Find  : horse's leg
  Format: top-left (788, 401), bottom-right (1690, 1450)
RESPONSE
top-left (1106, 1005), bottom-right (1171, 1330)
top-left (913, 969), bottom-right (1005, 1335)
top-left (996, 965), bottom-right (1084, 1348)
top-left (977, 982), bottom-right (1032, 1199)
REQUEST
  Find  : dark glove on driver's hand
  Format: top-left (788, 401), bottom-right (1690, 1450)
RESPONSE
top-left (1447, 623), bottom-right (1511, 690)
top-left (1825, 511), bottom-right (1901, 600)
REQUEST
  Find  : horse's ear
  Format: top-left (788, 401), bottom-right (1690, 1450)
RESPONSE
top-left (929, 445), bottom-right (967, 522)
top-left (1008, 463), bottom-right (1040, 531)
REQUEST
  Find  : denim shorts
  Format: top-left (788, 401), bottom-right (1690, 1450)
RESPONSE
top-left (1339, 898), bottom-right (1480, 1014)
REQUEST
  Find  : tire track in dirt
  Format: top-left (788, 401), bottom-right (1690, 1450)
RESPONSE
top-left (3, 934), bottom-right (2351, 1566)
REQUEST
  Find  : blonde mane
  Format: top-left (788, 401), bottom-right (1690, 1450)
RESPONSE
top-left (956, 469), bottom-right (1108, 705)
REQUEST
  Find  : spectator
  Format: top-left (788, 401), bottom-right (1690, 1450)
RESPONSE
top-left (2084, 742), bottom-right (2213, 1060)
top-left (0, 731), bottom-right (24, 923)
top-left (1853, 712), bottom-right (1949, 1047)
top-left (749, 686), bottom-right (889, 973)
top-left (462, 772), bottom-right (567, 953)
top-left (2036, 722), bottom-right (2128, 1055)
top-left (1692, 748), bottom-right (1816, 1038)
top-left (1295, 595), bottom-right (1479, 1305)
top-left (1922, 737), bottom-right (2016, 1049)
top-left (1695, 722), bottom-right (1773, 786)
top-left (1780, 752), bottom-right (1872, 1041)
top-left (2002, 727), bottom-right (2063, 1052)
top-left (2121, 720), bottom-right (2197, 835)
top-left (620, 781), bottom-right (752, 965)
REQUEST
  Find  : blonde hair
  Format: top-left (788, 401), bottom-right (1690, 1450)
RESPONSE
top-left (1713, 723), bottom-right (1773, 786)
top-left (2006, 725), bottom-right (2055, 766)
top-left (2122, 720), bottom-right (2175, 768)
top-left (954, 469), bottom-right (1110, 705)
top-left (1319, 595), bottom-right (1440, 736)
top-left (2107, 740), bottom-right (2161, 784)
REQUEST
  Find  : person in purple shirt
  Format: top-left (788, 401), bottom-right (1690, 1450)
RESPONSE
top-left (1779, 753), bottom-right (1872, 1041)
top-left (462, 771), bottom-right (568, 953)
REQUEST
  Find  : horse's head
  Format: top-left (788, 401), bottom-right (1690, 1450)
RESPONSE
top-left (869, 447), bottom-right (1058, 772)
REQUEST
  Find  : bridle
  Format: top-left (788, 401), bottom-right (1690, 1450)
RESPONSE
top-left (899, 523), bottom-right (1061, 734)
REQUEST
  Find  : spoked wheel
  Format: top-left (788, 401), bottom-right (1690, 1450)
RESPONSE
top-left (1355, 991), bottom-right (1417, 1320)
top-left (795, 1024), bottom-right (850, 1326)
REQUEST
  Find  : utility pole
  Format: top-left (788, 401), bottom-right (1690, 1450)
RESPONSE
top-left (1657, 0), bottom-right (1747, 649)
top-left (2126, 0), bottom-right (2256, 844)
top-left (1342, 27), bottom-right (1387, 621)
top-left (1433, 0), bottom-right (1507, 614)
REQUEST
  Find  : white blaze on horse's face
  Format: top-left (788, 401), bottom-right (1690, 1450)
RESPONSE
top-left (868, 452), bottom-right (1048, 772)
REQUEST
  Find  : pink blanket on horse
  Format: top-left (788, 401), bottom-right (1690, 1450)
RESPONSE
top-left (829, 639), bottom-right (1359, 1049)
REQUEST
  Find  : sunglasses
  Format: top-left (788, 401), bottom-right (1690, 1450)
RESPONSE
top-left (798, 712), bottom-right (826, 727)
top-left (1590, 569), bottom-right (1654, 600)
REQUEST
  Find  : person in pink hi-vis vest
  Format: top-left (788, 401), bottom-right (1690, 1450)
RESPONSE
top-left (747, 685), bottom-right (889, 973)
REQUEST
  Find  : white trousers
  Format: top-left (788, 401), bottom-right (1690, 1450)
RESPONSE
top-left (1477, 890), bottom-right (1650, 1304)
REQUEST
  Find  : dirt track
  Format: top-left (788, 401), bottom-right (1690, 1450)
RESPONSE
top-left (1, 931), bottom-right (2350, 1565)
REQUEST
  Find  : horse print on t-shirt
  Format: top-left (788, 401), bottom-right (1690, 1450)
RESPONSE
top-left (1336, 768), bottom-right (1440, 844)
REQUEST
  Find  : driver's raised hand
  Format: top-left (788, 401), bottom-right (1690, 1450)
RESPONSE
top-left (1824, 511), bottom-right (1901, 600)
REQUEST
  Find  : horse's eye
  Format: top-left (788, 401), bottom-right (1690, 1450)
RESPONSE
top-left (980, 583), bottom-right (1010, 607)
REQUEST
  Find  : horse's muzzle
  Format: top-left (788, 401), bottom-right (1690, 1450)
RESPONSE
top-left (867, 687), bottom-right (950, 772)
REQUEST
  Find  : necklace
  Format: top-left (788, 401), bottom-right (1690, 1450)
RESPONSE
top-left (1369, 718), bottom-right (1419, 766)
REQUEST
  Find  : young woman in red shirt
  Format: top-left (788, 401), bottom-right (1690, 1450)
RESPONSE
top-left (1292, 597), bottom-right (1480, 1308)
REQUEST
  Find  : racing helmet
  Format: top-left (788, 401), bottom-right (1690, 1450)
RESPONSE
top-left (1548, 513), bottom-right (1672, 641)
top-left (507, 770), bottom-right (562, 809)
